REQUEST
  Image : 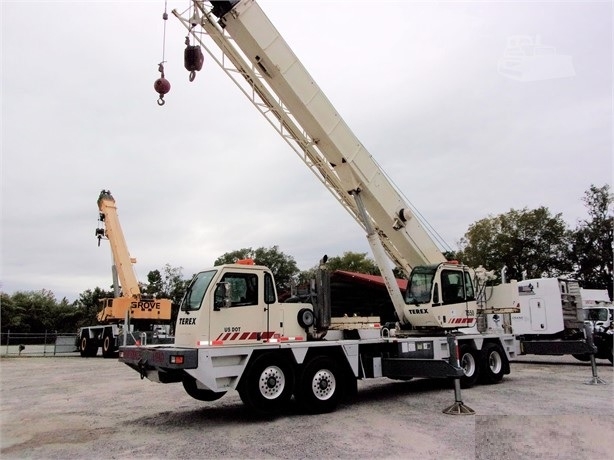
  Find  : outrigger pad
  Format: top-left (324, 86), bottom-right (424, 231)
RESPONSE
top-left (442, 401), bottom-right (475, 415)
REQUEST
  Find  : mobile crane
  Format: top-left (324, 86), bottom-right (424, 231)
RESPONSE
top-left (77, 190), bottom-right (173, 358)
top-left (119, 0), bottom-right (602, 413)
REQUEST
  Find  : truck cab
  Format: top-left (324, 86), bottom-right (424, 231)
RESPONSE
top-left (582, 303), bottom-right (613, 333)
top-left (174, 260), bottom-right (312, 348)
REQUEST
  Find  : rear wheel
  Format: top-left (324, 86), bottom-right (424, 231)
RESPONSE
top-left (459, 343), bottom-right (480, 388)
top-left (182, 376), bottom-right (226, 401)
top-left (480, 343), bottom-right (507, 384)
top-left (102, 332), bottom-right (116, 358)
top-left (295, 356), bottom-right (341, 414)
top-left (238, 353), bottom-right (294, 415)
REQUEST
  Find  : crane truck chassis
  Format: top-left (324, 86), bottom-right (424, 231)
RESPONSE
top-left (120, 260), bottom-right (517, 414)
top-left (119, 0), bottom-right (607, 413)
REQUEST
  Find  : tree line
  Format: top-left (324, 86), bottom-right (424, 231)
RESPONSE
top-left (1, 184), bottom-right (611, 334)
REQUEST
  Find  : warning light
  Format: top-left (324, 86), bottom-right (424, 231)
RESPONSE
top-left (170, 355), bottom-right (184, 365)
top-left (236, 258), bottom-right (255, 265)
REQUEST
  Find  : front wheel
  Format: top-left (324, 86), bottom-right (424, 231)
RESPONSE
top-left (480, 343), bottom-right (507, 384)
top-left (295, 356), bottom-right (341, 414)
top-left (459, 343), bottom-right (480, 388)
top-left (238, 353), bottom-right (294, 415)
top-left (572, 353), bottom-right (591, 362)
top-left (79, 335), bottom-right (97, 358)
top-left (182, 376), bottom-right (226, 401)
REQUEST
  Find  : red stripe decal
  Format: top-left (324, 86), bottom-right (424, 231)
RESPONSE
top-left (240, 332), bottom-right (250, 340)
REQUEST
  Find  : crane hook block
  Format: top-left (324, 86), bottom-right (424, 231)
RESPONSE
top-left (154, 77), bottom-right (171, 105)
top-left (184, 45), bottom-right (204, 75)
top-left (154, 77), bottom-right (171, 96)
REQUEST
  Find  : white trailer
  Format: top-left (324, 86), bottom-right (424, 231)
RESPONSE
top-left (510, 278), bottom-right (611, 361)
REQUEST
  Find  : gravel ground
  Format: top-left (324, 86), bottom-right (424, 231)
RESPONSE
top-left (0, 355), bottom-right (612, 459)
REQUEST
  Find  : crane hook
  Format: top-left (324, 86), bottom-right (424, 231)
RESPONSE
top-left (154, 62), bottom-right (171, 106)
top-left (184, 36), bottom-right (204, 82)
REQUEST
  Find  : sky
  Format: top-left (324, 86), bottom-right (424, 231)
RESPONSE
top-left (1, 0), bottom-right (612, 303)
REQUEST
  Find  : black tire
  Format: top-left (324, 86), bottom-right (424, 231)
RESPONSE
top-left (182, 376), bottom-right (226, 401)
top-left (572, 353), bottom-right (591, 362)
top-left (297, 308), bottom-right (315, 329)
top-left (79, 336), bottom-right (87, 357)
top-left (480, 343), bottom-right (507, 384)
top-left (295, 356), bottom-right (341, 414)
top-left (79, 335), bottom-right (97, 358)
top-left (603, 338), bottom-right (613, 364)
top-left (102, 332), bottom-right (116, 358)
top-left (238, 353), bottom-right (294, 415)
top-left (459, 343), bottom-right (480, 388)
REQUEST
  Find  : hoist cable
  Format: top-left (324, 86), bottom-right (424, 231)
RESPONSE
top-left (160, 0), bottom-right (169, 67)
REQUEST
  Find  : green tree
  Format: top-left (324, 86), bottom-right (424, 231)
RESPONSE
top-left (325, 251), bottom-right (380, 275)
top-left (0, 292), bottom-right (26, 332)
top-left (0, 290), bottom-right (80, 334)
top-left (571, 184), bottom-right (613, 298)
top-left (214, 246), bottom-right (299, 293)
top-left (145, 264), bottom-right (189, 305)
top-left (6, 290), bottom-right (59, 333)
top-left (457, 207), bottom-right (572, 281)
top-left (52, 297), bottom-right (81, 333)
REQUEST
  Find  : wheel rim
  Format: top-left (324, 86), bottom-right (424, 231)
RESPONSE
top-left (488, 350), bottom-right (503, 374)
top-left (258, 365), bottom-right (286, 400)
top-left (81, 337), bottom-right (87, 351)
top-left (311, 369), bottom-right (336, 401)
top-left (461, 352), bottom-right (477, 377)
top-left (103, 336), bottom-right (110, 351)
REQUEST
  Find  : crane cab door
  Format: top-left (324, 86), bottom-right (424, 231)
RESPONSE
top-left (209, 270), bottom-right (269, 345)
top-left (436, 267), bottom-right (477, 327)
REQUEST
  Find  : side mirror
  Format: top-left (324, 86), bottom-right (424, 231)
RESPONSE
top-left (214, 282), bottom-right (232, 311)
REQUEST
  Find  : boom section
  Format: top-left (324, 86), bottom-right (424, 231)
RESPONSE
top-left (173, 0), bottom-right (446, 275)
top-left (97, 190), bottom-right (141, 298)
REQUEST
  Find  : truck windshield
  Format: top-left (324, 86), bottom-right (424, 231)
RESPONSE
top-left (585, 308), bottom-right (609, 322)
top-left (180, 270), bottom-right (216, 311)
top-left (406, 267), bottom-right (436, 304)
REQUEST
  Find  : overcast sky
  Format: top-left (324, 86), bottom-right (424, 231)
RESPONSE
top-left (2, 0), bottom-right (612, 302)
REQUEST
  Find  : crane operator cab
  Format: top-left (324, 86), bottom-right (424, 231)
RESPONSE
top-left (405, 262), bottom-right (477, 329)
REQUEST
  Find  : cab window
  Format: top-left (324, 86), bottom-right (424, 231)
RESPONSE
top-left (464, 271), bottom-right (475, 301)
top-left (264, 273), bottom-right (276, 304)
top-left (218, 272), bottom-right (259, 307)
top-left (441, 270), bottom-right (465, 305)
top-left (407, 269), bottom-right (435, 304)
top-left (181, 270), bottom-right (215, 311)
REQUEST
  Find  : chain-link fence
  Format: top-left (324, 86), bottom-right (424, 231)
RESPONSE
top-left (0, 331), bottom-right (79, 357)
